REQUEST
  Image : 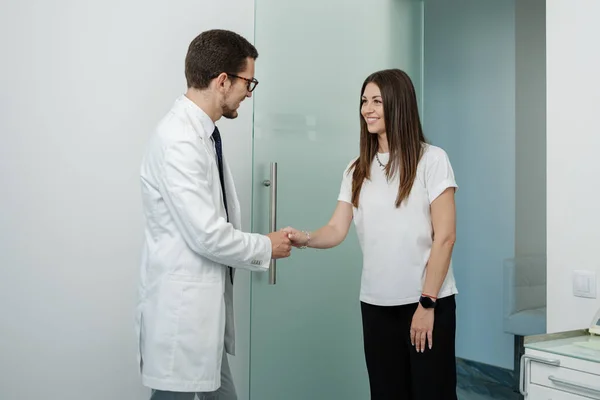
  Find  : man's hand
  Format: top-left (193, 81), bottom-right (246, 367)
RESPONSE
top-left (267, 231), bottom-right (292, 259)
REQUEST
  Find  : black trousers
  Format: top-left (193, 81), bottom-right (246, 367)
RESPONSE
top-left (361, 295), bottom-right (457, 400)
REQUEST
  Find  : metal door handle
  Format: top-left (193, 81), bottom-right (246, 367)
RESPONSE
top-left (262, 162), bottom-right (277, 285)
top-left (548, 375), bottom-right (600, 395)
top-left (519, 354), bottom-right (561, 396)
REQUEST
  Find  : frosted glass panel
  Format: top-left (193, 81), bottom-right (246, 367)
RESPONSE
top-left (250, 1), bottom-right (423, 399)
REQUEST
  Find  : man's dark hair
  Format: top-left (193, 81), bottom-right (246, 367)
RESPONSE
top-left (185, 29), bottom-right (259, 89)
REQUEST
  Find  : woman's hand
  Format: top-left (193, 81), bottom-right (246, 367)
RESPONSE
top-left (281, 227), bottom-right (309, 248)
top-left (410, 305), bottom-right (434, 353)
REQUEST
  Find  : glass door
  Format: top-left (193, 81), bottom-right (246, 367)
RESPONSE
top-left (250, 1), bottom-right (423, 398)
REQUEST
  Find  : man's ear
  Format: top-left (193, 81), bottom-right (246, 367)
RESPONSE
top-left (214, 72), bottom-right (229, 91)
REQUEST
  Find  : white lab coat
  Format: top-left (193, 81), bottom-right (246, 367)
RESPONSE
top-left (136, 95), bottom-right (271, 392)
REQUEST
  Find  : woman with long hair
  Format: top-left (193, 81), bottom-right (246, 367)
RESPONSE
top-left (285, 69), bottom-right (458, 399)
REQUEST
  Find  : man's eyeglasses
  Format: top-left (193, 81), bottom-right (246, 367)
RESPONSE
top-left (227, 73), bottom-right (259, 92)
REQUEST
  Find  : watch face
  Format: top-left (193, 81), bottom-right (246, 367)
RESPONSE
top-left (420, 296), bottom-right (436, 308)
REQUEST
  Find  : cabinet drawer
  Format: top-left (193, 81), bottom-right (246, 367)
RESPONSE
top-left (527, 383), bottom-right (591, 399)
top-left (530, 362), bottom-right (600, 399)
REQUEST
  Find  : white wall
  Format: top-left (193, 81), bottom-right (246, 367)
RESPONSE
top-left (546, 0), bottom-right (600, 333)
top-left (0, 1), bottom-right (255, 399)
top-left (515, 0), bottom-right (546, 259)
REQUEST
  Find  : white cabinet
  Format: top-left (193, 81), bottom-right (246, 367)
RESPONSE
top-left (527, 383), bottom-right (592, 399)
top-left (520, 335), bottom-right (600, 400)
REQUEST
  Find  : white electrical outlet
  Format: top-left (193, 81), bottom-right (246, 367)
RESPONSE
top-left (573, 270), bottom-right (597, 299)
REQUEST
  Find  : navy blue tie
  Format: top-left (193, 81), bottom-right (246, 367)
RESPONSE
top-left (212, 127), bottom-right (233, 285)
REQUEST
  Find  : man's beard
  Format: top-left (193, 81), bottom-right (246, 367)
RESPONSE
top-left (222, 102), bottom-right (239, 119)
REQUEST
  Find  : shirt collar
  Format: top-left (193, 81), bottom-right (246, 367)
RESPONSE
top-left (179, 95), bottom-right (216, 138)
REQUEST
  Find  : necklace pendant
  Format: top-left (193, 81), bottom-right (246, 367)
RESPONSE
top-left (375, 153), bottom-right (386, 169)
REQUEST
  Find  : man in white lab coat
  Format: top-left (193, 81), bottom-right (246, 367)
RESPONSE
top-left (136, 29), bottom-right (292, 400)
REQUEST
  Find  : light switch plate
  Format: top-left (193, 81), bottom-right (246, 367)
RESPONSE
top-left (573, 270), bottom-right (597, 299)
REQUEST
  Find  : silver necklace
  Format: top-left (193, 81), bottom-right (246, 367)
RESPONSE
top-left (375, 152), bottom-right (387, 169)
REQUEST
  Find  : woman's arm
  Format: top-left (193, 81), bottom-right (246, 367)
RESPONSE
top-left (411, 187), bottom-right (456, 352)
top-left (284, 201), bottom-right (353, 249)
top-left (422, 187), bottom-right (457, 297)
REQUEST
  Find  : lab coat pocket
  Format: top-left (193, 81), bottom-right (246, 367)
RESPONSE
top-left (171, 278), bottom-right (225, 384)
top-left (142, 278), bottom-right (185, 380)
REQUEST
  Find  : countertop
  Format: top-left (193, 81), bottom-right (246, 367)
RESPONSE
top-left (524, 330), bottom-right (600, 364)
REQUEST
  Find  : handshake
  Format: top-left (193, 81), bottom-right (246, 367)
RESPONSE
top-left (266, 227), bottom-right (309, 259)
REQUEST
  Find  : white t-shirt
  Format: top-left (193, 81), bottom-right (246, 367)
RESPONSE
top-left (338, 144), bottom-right (458, 306)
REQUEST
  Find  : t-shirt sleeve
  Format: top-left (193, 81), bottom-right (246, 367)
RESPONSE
top-left (337, 160), bottom-right (355, 204)
top-left (426, 149), bottom-right (458, 204)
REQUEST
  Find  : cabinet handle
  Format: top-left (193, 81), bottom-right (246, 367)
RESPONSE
top-left (519, 354), bottom-right (561, 396)
top-left (548, 375), bottom-right (600, 395)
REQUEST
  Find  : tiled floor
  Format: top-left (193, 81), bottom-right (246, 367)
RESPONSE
top-left (456, 358), bottom-right (521, 400)
top-left (457, 379), bottom-right (520, 399)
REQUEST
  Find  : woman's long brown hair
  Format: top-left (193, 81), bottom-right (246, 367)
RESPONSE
top-left (351, 69), bottom-right (426, 208)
